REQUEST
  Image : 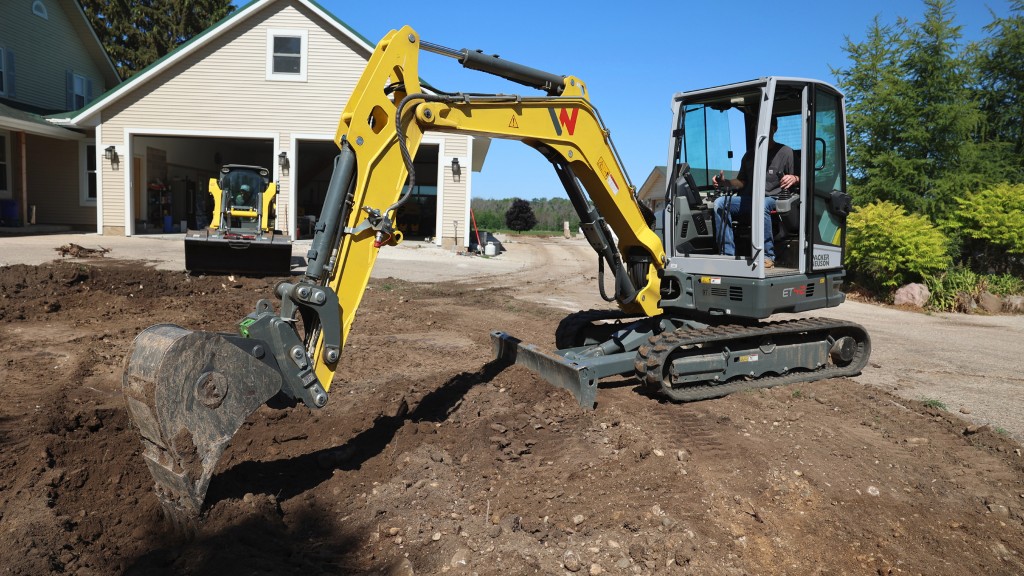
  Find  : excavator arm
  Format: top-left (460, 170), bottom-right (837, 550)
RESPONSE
top-left (123, 25), bottom-right (664, 521)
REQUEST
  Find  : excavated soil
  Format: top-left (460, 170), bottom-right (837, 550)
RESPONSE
top-left (2, 259), bottom-right (1024, 575)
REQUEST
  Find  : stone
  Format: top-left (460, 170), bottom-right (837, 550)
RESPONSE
top-left (893, 283), bottom-right (930, 308)
top-left (979, 291), bottom-right (1003, 314)
top-left (1004, 295), bottom-right (1024, 314)
top-left (563, 550), bottom-right (582, 572)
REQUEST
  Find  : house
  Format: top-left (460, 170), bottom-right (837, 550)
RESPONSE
top-left (636, 165), bottom-right (667, 234)
top-left (0, 0), bottom-right (120, 228)
top-left (50, 0), bottom-right (486, 249)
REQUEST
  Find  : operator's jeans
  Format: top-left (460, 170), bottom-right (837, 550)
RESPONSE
top-left (713, 194), bottom-right (776, 261)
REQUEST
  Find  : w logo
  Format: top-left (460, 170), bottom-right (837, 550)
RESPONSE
top-left (548, 107), bottom-right (580, 136)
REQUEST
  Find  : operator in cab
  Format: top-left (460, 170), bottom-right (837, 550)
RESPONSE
top-left (711, 116), bottom-right (799, 269)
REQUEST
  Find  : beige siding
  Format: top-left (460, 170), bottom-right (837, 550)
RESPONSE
top-left (441, 135), bottom-right (469, 247)
top-left (26, 133), bottom-right (95, 226)
top-left (0, 0), bottom-right (110, 110)
top-left (98, 0), bottom-right (370, 229)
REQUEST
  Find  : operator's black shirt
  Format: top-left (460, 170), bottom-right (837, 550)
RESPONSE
top-left (736, 142), bottom-right (794, 196)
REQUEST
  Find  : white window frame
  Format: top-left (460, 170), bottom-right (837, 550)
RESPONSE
top-left (0, 47), bottom-right (6, 97)
top-left (266, 29), bottom-right (307, 82)
top-left (0, 131), bottom-right (11, 199)
top-left (32, 1), bottom-right (48, 19)
top-left (80, 140), bottom-right (96, 207)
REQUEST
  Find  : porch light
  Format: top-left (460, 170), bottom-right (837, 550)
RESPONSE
top-left (451, 157), bottom-right (461, 183)
top-left (278, 151), bottom-right (290, 176)
top-left (105, 145), bottom-right (120, 170)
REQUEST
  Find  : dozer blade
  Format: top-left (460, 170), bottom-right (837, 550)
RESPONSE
top-left (123, 324), bottom-right (284, 520)
top-left (184, 230), bottom-right (293, 276)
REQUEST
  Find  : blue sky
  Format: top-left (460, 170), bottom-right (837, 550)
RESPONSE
top-left (299, 0), bottom-right (1012, 199)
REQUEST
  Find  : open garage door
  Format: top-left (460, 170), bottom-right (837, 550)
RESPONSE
top-left (294, 140), bottom-right (439, 241)
top-left (130, 135), bottom-right (273, 235)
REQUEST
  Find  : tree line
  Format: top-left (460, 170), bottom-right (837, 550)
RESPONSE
top-left (471, 197), bottom-right (581, 233)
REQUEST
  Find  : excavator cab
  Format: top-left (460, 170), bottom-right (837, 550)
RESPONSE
top-left (657, 77), bottom-right (853, 318)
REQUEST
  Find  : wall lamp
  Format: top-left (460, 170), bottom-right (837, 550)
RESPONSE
top-left (278, 151), bottom-right (290, 176)
top-left (451, 157), bottom-right (461, 183)
top-left (105, 145), bottom-right (119, 170)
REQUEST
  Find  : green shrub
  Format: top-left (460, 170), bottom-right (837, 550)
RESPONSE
top-left (847, 201), bottom-right (951, 294)
top-left (924, 268), bottom-right (1024, 312)
top-left (985, 273), bottom-right (1024, 296)
top-left (924, 267), bottom-right (980, 312)
top-left (945, 183), bottom-right (1024, 274)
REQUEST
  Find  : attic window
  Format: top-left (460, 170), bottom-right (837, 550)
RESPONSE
top-left (266, 29), bottom-right (307, 82)
top-left (32, 1), bottom-right (48, 19)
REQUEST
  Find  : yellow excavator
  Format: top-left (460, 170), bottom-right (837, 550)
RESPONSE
top-left (123, 26), bottom-right (870, 520)
top-left (183, 164), bottom-right (292, 276)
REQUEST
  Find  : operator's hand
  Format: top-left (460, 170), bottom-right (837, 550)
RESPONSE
top-left (712, 171), bottom-right (726, 189)
top-left (780, 174), bottom-right (799, 190)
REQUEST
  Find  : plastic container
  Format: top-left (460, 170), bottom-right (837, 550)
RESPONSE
top-left (163, 215), bottom-right (173, 233)
top-left (0, 199), bottom-right (19, 225)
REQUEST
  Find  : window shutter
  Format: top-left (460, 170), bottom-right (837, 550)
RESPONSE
top-left (86, 78), bottom-right (93, 103)
top-left (66, 70), bottom-right (73, 110)
top-left (5, 50), bottom-right (14, 98)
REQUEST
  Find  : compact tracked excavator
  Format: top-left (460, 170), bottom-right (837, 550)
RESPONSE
top-left (123, 26), bottom-right (870, 520)
top-left (183, 164), bottom-right (292, 275)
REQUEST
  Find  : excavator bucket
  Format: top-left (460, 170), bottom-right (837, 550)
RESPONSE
top-left (184, 229), bottom-right (293, 277)
top-left (122, 324), bottom-right (284, 520)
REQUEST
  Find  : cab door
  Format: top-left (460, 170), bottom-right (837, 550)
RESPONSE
top-left (808, 86), bottom-right (850, 272)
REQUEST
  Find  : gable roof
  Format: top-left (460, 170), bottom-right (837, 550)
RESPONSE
top-left (53, 0), bottom-right (375, 128)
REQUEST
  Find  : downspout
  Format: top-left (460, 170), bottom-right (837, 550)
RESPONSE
top-left (19, 132), bottom-right (27, 225)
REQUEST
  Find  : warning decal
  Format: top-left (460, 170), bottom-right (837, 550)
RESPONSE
top-left (509, 115), bottom-right (519, 129)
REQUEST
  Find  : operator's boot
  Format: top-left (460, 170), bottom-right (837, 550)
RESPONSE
top-left (123, 324), bottom-right (284, 523)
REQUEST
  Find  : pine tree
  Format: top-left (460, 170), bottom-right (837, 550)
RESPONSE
top-left (833, 0), bottom-right (988, 219)
top-left (973, 0), bottom-right (1024, 178)
top-left (79, 0), bottom-right (236, 79)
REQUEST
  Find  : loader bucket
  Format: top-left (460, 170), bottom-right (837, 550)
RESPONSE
top-left (123, 324), bottom-right (284, 521)
top-left (184, 229), bottom-right (293, 276)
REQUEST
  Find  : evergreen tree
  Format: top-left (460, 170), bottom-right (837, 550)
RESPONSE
top-left (973, 0), bottom-right (1024, 179)
top-left (833, 0), bottom-right (987, 219)
top-left (79, 0), bottom-right (235, 79)
top-left (504, 198), bottom-right (537, 232)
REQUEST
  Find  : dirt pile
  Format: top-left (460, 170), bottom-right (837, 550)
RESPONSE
top-left (2, 261), bottom-right (1024, 575)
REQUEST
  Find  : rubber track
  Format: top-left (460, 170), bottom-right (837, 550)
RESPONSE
top-left (634, 317), bottom-right (871, 402)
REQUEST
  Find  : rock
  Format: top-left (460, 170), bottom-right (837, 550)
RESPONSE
top-left (1004, 295), bottom-right (1024, 314)
top-left (431, 532), bottom-right (442, 541)
top-left (979, 291), bottom-right (1003, 314)
top-left (488, 525), bottom-right (502, 538)
top-left (387, 558), bottom-right (415, 576)
top-left (589, 564), bottom-right (604, 575)
top-left (894, 283), bottom-right (930, 308)
top-left (573, 514), bottom-right (586, 525)
top-left (450, 547), bottom-right (471, 567)
top-left (964, 424), bottom-right (991, 435)
top-left (615, 558), bottom-right (631, 569)
top-left (563, 550), bottom-right (582, 572)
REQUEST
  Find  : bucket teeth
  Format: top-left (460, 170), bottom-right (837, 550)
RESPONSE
top-left (123, 324), bottom-right (283, 520)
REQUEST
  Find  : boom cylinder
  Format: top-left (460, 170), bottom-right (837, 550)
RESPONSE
top-left (421, 40), bottom-right (565, 96)
top-left (306, 143), bottom-right (357, 282)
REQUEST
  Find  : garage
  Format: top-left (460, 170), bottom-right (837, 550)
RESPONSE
top-left (293, 139), bottom-right (441, 242)
top-left (61, 0), bottom-right (475, 248)
top-left (128, 134), bottom-right (276, 234)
